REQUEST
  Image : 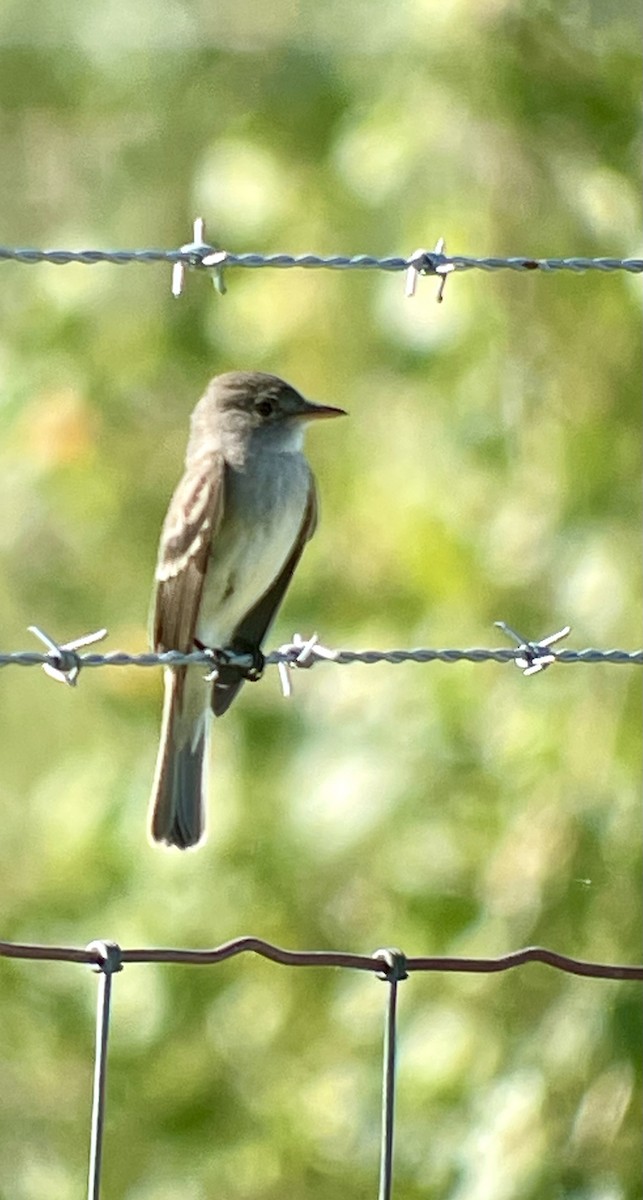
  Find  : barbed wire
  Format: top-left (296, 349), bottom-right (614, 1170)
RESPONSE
top-left (2, 245), bottom-right (641, 273)
top-left (1, 935), bottom-right (640, 1200)
top-left (3, 644), bottom-right (642, 670)
top-left (1, 218), bottom-right (641, 306)
top-left (1, 624), bottom-right (641, 690)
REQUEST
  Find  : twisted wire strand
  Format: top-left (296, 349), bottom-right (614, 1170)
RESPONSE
top-left (0, 645), bottom-right (641, 670)
top-left (0, 245), bottom-right (641, 274)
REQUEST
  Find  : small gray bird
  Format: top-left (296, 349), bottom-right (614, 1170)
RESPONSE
top-left (149, 371), bottom-right (345, 849)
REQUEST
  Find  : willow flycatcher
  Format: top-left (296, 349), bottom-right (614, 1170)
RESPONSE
top-left (149, 371), bottom-right (345, 848)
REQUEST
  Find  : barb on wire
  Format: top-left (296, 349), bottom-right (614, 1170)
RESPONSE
top-left (28, 626), bottom-right (108, 687)
top-left (406, 237), bottom-right (454, 302)
top-left (275, 632), bottom-right (340, 697)
top-left (171, 217), bottom-right (227, 297)
top-left (0, 624), bottom-right (641, 682)
top-left (0, 237), bottom-right (641, 285)
top-left (496, 621), bottom-right (572, 676)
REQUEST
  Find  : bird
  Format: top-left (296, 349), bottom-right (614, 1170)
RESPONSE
top-left (148, 370), bottom-right (346, 849)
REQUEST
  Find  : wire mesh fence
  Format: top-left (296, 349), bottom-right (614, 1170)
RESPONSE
top-left (1, 936), bottom-right (641, 1200)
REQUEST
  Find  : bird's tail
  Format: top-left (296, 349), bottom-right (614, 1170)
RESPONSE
top-left (149, 668), bottom-right (210, 849)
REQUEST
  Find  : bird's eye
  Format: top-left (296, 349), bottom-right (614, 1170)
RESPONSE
top-left (255, 399), bottom-right (274, 418)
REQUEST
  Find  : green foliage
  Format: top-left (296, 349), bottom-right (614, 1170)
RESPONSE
top-left (0, 2), bottom-right (640, 1197)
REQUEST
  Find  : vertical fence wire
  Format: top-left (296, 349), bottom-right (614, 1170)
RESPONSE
top-left (86, 943), bottom-right (122, 1200)
top-left (376, 951), bottom-right (408, 1200)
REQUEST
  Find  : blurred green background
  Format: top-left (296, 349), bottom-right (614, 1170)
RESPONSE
top-left (0, 1), bottom-right (640, 1197)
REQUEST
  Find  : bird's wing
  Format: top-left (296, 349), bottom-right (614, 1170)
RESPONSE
top-left (151, 453), bottom-right (226, 657)
top-left (211, 473), bottom-right (318, 716)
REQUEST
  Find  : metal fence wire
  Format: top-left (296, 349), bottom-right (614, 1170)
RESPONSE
top-left (1, 936), bottom-right (641, 1200)
top-left (1, 622), bottom-right (642, 694)
top-left (2, 231), bottom-right (641, 1198)
top-left (1, 222), bottom-right (642, 306)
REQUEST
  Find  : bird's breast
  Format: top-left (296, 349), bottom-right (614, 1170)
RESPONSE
top-left (195, 450), bottom-right (311, 648)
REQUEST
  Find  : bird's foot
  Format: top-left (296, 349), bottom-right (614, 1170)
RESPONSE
top-left (230, 640), bottom-right (265, 682)
top-left (195, 638), bottom-right (265, 683)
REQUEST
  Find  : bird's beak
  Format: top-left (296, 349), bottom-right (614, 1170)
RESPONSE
top-left (294, 399), bottom-right (347, 421)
